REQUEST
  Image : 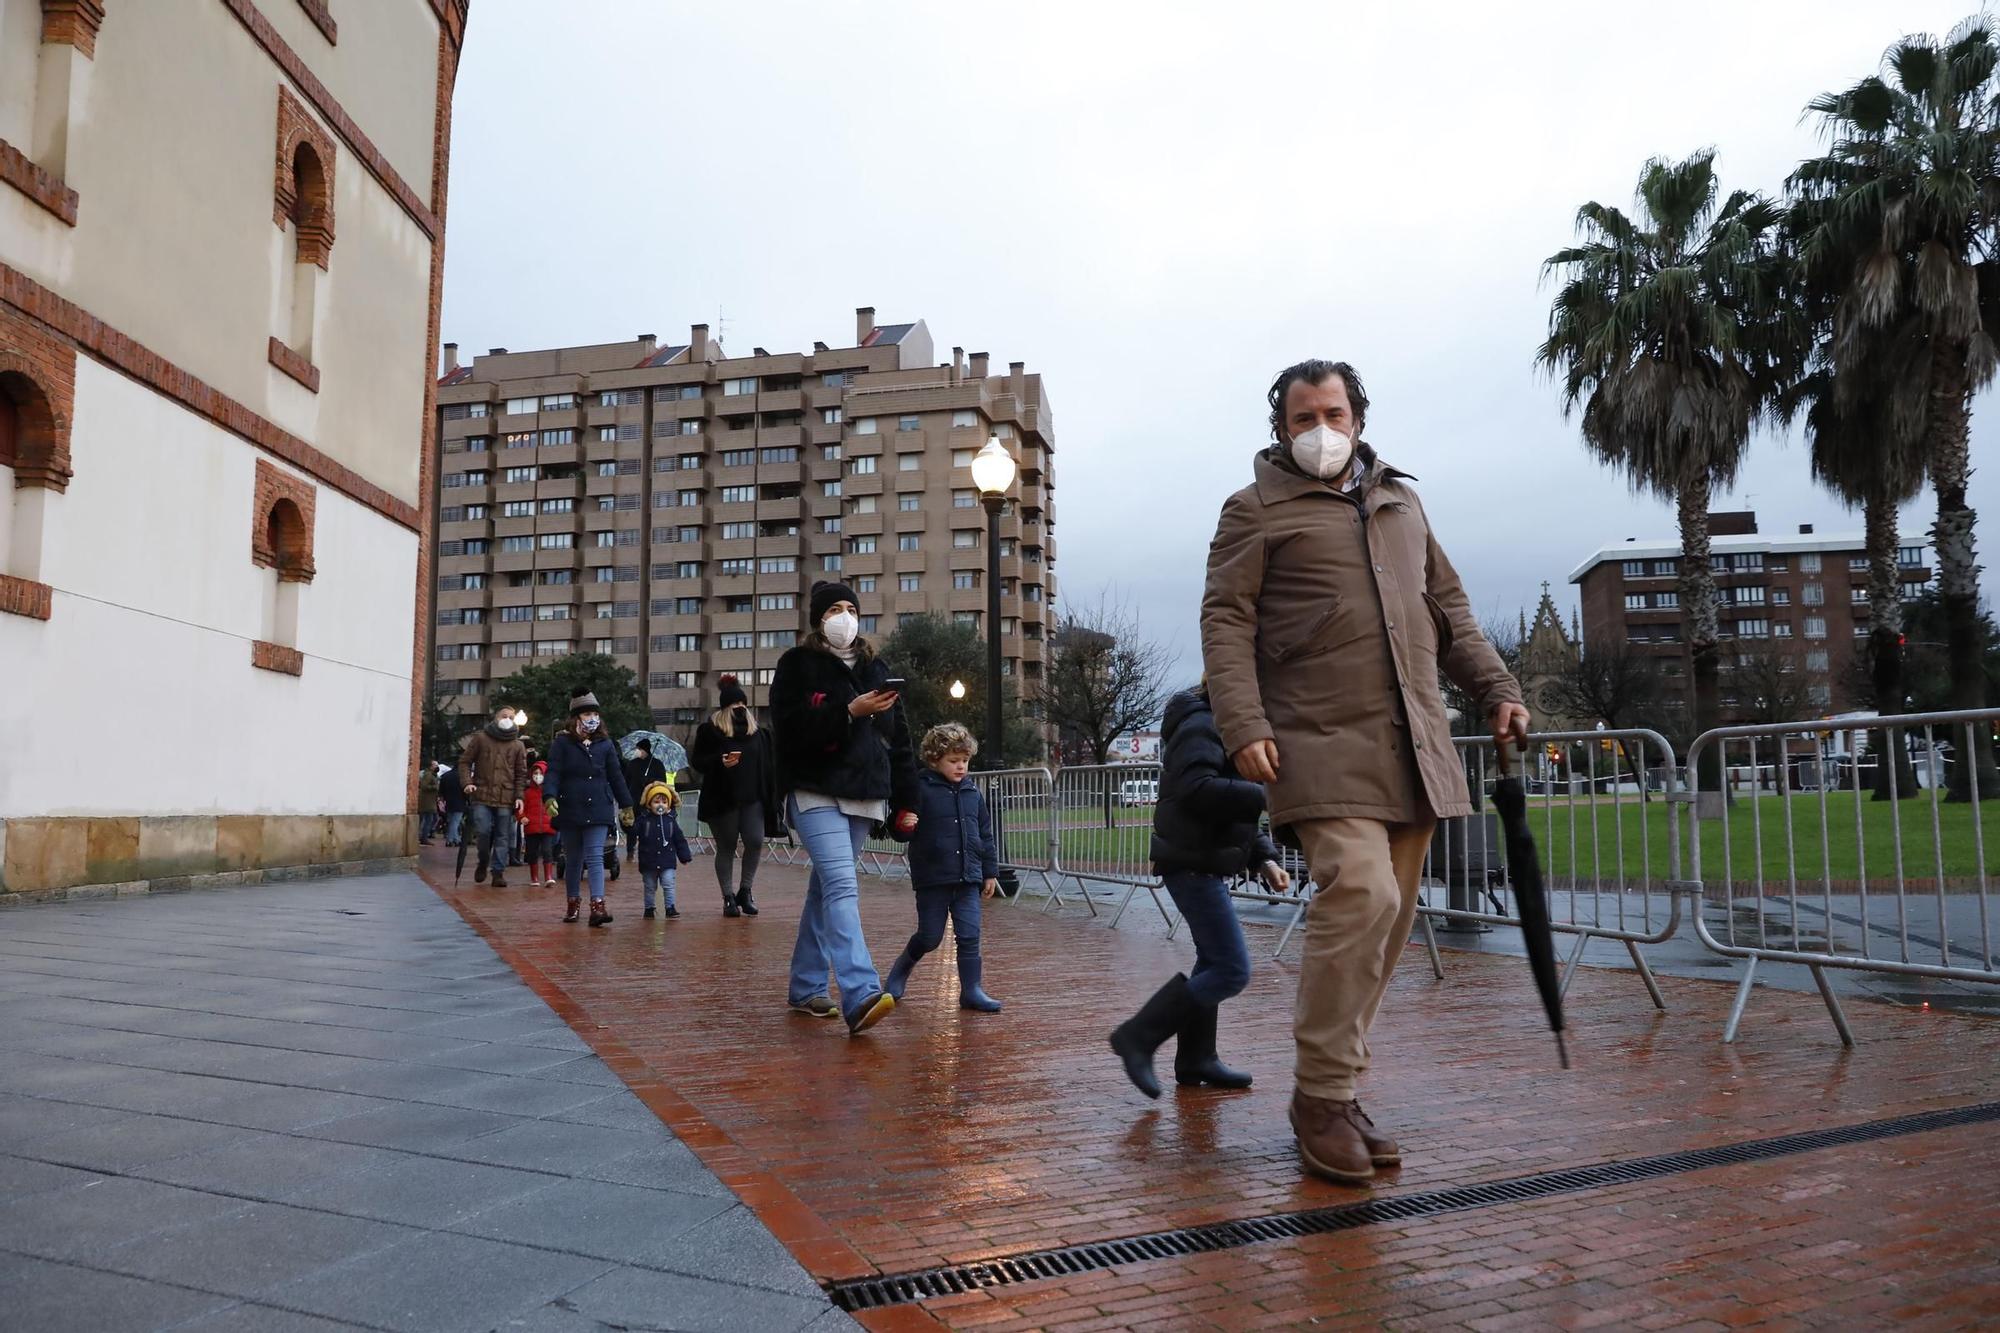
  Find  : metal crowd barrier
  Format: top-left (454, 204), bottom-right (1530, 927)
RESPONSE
top-left (1420, 729), bottom-right (1684, 1009)
top-left (971, 767), bottom-right (1064, 903)
top-left (1683, 707), bottom-right (2000, 1044)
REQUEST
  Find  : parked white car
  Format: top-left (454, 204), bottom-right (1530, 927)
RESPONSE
top-left (1117, 779), bottom-right (1159, 807)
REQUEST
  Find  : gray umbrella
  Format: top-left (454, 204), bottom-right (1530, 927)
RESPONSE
top-left (618, 730), bottom-right (688, 774)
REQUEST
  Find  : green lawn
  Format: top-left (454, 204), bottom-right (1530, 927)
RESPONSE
top-left (990, 794), bottom-right (2000, 891)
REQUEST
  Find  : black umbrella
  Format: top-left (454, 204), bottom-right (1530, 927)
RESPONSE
top-left (1489, 764), bottom-right (1570, 1069)
top-left (454, 831), bottom-right (472, 886)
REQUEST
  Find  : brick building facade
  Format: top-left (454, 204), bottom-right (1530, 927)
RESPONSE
top-left (431, 311), bottom-right (1057, 731)
top-left (1571, 511), bottom-right (1933, 721)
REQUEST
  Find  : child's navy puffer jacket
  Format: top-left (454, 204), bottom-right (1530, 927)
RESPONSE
top-left (634, 806), bottom-right (693, 877)
top-left (905, 768), bottom-right (999, 891)
top-left (1150, 687), bottom-right (1282, 877)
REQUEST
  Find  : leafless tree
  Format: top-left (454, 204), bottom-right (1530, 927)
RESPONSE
top-left (1042, 591), bottom-right (1175, 766)
top-left (1441, 614), bottom-right (1524, 737)
top-left (1545, 636), bottom-right (1668, 732)
top-left (1724, 638), bottom-right (1819, 726)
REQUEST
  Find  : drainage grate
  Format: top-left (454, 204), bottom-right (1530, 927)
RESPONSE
top-left (825, 1100), bottom-right (2000, 1312)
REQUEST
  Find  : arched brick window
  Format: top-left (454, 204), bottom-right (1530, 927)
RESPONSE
top-left (289, 141), bottom-right (332, 268)
top-left (0, 367), bottom-right (69, 492)
top-left (265, 496), bottom-right (312, 582)
top-left (251, 462), bottom-right (315, 675)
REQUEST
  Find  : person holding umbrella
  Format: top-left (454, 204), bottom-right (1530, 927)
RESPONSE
top-left (691, 674), bottom-right (781, 918)
top-left (1201, 359), bottom-right (1528, 1185)
top-left (542, 691), bottom-right (636, 926)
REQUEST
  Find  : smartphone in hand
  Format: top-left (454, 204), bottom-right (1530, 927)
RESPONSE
top-left (881, 678), bottom-right (907, 693)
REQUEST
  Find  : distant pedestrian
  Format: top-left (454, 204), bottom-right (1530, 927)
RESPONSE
top-left (438, 763), bottom-right (467, 847)
top-left (883, 724), bottom-right (1003, 1012)
top-left (520, 760), bottom-right (556, 887)
top-left (621, 739), bottom-right (668, 861)
top-left (543, 691), bottom-right (635, 926)
top-left (417, 762), bottom-right (440, 845)
top-left (458, 704), bottom-right (530, 888)
top-left (771, 581), bottom-right (918, 1034)
top-left (635, 782), bottom-right (694, 919)
top-left (1109, 684), bottom-right (1285, 1099)
top-left (692, 674), bottom-right (781, 918)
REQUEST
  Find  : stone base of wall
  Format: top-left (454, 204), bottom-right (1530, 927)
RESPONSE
top-left (0, 853), bottom-right (417, 908)
top-left (0, 813), bottom-right (413, 895)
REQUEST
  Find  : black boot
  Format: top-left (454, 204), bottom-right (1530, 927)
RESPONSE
top-left (884, 937), bottom-right (924, 1000)
top-left (734, 888), bottom-right (759, 917)
top-left (722, 892), bottom-right (741, 918)
top-left (957, 937), bottom-right (1001, 1012)
top-left (1174, 1002), bottom-right (1252, 1089)
top-left (1109, 974), bottom-right (1193, 1099)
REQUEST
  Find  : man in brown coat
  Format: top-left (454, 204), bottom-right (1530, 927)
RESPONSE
top-left (457, 703), bottom-right (530, 888)
top-left (1202, 359), bottom-right (1528, 1185)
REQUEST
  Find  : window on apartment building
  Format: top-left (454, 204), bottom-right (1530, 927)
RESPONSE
top-left (822, 480), bottom-right (843, 498)
top-left (540, 498), bottom-right (574, 514)
top-left (721, 522), bottom-right (756, 540)
top-left (723, 378), bottom-right (758, 396)
top-left (951, 409), bottom-right (978, 428)
top-left (462, 504), bottom-right (489, 519)
top-left (445, 470), bottom-right (488, 488)
top-left (1734, 619), bottom-right (1769, 638)
top-left (719, 486), bottom-right (755, 504)
top-left (499, 640), bottom-right (531, 658)
top-left (953, 572), bottom-right (977, 591)
top-left (820, 516), bottom-right (843, 534)
top-left (1656, 591), bottom-right (1678, 608)
top-left (952, 531), bottom-right (979, 549)
top-left (676, 561), bottom-right (702, 579)
top-left (677, 490), bottom-right (702, 507)
top-left (597, 426), bottom-right (618, 442)
top-left (897, 415), bottom-right (920, 433)
top-left (898, 494), bottom-right (921, 511)
top-left (850, 457), bottom-right (878, 475)
top-left (597, 391), bottom-right (619, 407)
top-left (999, 539), bottom-right (1015, 557)
top-left (849, 536), bottom-right (877, 555)
top-left (821, 444), bottom-right (843, 462)
top-left (1804, 649), bottom-right (1830, 673)
top-left (898, 574), bottom-right (921, 593)
top-left (722, 595), bottom-right (753, 614)
top-left (822, 370), bottom-right (853, 387)
top-left (721, 450), bottom-right (754, 467)
top-left (500, 536), bottom-right (533, 553)
top-left (466, 403), bottom-right (489, 418)
top-left (1898, 546), bottom-right (1925, 567)
top-left (538, 570), bottom-right (573, 587)
top-left (1799, 553), bottom-right (1822, 573)
top-left (1621, 560), bottom-right (1647, 578)
top-left (952, 491), bottom-right (977, 508)
top-left (719, 559), bottom-right (752, 575)
top-left (496, 501), bottom-right (530, 519)
top-left (499, 605), bottom-right (532, 623)
top-left (1804, 616), bottom-right (1827, 639)
top-left (897, 454), bottom-right (921, 472)
top-left (821, 554), bottom-right (844, 572)
top-left (1773, 589), bottom-right (1790, 606)
top-left (759, 557), bottom-right (796, 574)
top-left (852, 417), bottom-right (878, 435)
top-left (821, 407), bottom-right (844, 425)
top-left (598, 496), bottom-right (620, 512)
top-left (462, 608), bottom-right (485, 625)
top-left (1773, 622), bottom-right (1793, 638)
top-left (540, 394), bottom-right (576, 410)
top-left (505, 397), bottom-right (536, 415)
top-left (1848, 556), bottom-right (1869, 571)
top-left (1624, 594), bottom-right (1647, 610)
top-left (1850, 586), bottom-right (1869, 604)
top-left (1801, 583), bottom-right (1824, 605)
top-left (1650, 559), bottom-right (1675, 576)
top-left (1024, 583), bottom-right (1043, 602)
top-left (538, 533), bottom-right (573, 550)
top-left (464, 436), bottom-right (491, 453)
top-left (851, 495), bottom-right (876, 515)
top-left (539, 429), bottom-right (575, 446)
top-left (591, 462), bottom-right (616, 478)
top-left (898, 535), bottom-right (920, 552)
top-left (503, 432), bottom-right (534, 450)
top-left (503, 466), bottom-right (538, 484)
top-left (754, 629), bottom-right (794, 650)
top-left (535, 605), bottom-right (572, 622)
top-left (593, 531), bottom-right (618, 549)
top-left (761, 447), bottom-right (799, 464)
top-left (952, 449), bottom-right (975, 468)
top-left (759, 593), bottom-right (796, 611)
top-left (718, 632), bottom-right (754, 651)
top-left (1734, 586), bottom-right (1766, 605)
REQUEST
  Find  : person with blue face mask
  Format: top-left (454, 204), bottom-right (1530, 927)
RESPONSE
top-left (541, 691), bottom-right (635, 926)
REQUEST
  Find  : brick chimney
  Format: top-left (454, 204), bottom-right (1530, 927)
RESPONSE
top-left (969, 351), bottom-right (990, 379)
top-left (637, 333), bottom-right (657, 355)
top-left (951, 346), bottom-right (965, 382)
top-left (690, 323), bottom-right (709, 361)
top-left (856, 306), bottom-right (875, 344)
top-left (1009, 360), bottom-right (1025, 400)
top-left (442, 342), bottom-right (458, 373)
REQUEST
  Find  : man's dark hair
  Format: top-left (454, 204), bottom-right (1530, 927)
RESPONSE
top-left (635, 738), bottom-right (651, 753)
top-left (1267, 360), bottom-right (1369, 445)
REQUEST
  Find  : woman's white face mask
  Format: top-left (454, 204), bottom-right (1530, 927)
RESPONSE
top-left (823, 611), bottom-right (860, 649)
top-left (1289, 424), bottom-right (1354, 481)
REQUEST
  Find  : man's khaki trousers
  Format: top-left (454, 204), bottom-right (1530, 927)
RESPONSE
top-left (1292, 817), bottom-right (1436, 1101)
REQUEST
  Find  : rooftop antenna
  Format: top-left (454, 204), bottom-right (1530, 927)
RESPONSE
top-left (715, 306), bottom-right (728, 357)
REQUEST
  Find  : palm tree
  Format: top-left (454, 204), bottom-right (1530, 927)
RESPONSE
top-left (1790, 18), bottom-right (2000, 800)
top-left (1537, 151), bottom-right (1792, 794)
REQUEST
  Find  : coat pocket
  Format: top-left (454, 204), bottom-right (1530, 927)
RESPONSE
top-left (1263, 596), bottom-right (1351, 664)
top-left (1422, 592), bottom-right (1454, 659)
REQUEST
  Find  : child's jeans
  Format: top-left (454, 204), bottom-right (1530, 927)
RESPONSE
top-left (643, 868), bottom-right (677, 912)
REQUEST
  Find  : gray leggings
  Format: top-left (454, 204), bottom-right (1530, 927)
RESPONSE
top-left (710, 802), bottom-right (765, 900)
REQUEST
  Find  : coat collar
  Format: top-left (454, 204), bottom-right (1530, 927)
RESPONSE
top-left (1252, 444), bottom-right (1416, 508)
top-left (918, 767), bottom-right (968, 792)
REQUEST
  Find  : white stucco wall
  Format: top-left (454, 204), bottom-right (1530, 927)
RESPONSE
top-left (0, 358), bottom-right (416, 820)
top-left (0, 0), bottom-right (437, 508)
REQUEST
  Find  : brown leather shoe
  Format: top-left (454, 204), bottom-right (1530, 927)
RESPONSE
top-left (1351, 1101), bottom-right (1402, 1167)
top-left (1289, 1090), bottom-right (1375, 1185)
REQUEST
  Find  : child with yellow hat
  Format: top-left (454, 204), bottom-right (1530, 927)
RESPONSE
top-left (635, 780), bottom-right (694, 919)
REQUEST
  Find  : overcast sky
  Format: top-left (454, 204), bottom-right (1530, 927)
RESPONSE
top-left (440, 0), bottom-right (2000, 680)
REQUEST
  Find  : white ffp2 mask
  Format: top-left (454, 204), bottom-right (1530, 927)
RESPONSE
top-left (1290, 424), bottom-right (1355, 482)
top-left (824, 612), bottom-right (860, 649)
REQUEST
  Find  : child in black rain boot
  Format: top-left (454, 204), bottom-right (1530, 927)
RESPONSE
top-left (884, 724), bottom-right (1002, 1012)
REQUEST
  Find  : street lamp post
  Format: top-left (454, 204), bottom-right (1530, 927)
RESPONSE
top-left (970, 436), bottom-right (1019, 895)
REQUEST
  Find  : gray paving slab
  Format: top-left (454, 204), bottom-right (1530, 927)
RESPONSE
top-left (0, 872), bottom-right (856, 1331)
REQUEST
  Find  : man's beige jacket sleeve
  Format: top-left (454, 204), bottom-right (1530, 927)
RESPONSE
top-left (1200, 490), bottom-right (1273, 757)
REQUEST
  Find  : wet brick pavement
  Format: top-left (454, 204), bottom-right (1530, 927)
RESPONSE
top-left (423, 845), bottom-right (2000, 1330)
